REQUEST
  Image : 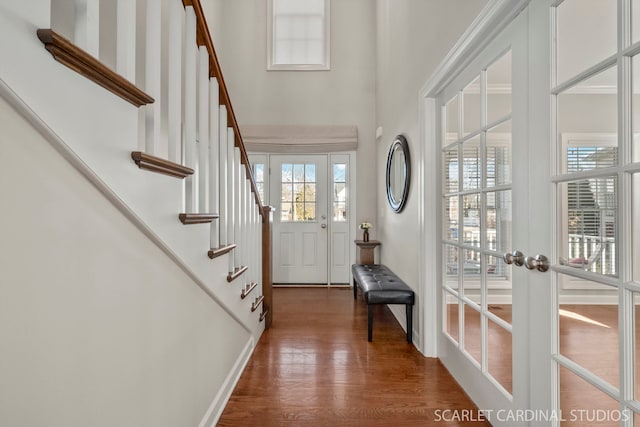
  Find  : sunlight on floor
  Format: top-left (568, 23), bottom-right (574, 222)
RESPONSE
top-left (559, 309), bottom-right (610, 328)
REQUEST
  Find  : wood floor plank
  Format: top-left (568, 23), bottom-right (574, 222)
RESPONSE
top-left (218, 287), bottom-right (489, 426)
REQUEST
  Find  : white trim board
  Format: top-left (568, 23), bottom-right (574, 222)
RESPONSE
top-left (420, 0), bottom-right (530, 98)
top-left (199, 337), bottom-right (256, 426)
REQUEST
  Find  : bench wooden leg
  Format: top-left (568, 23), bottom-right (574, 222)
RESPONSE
top-left (406, 304), bottom-right (413, 343)
top-left (367, 304), bottom-right (373, 342)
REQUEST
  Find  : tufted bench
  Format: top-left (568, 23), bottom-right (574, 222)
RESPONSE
top-left (352, 264), bottom-right (415, 343)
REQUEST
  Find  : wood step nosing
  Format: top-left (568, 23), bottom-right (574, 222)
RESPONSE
top-left (207, 244), bottom-right (236, 259)
top-left (37, 29), bottom-right (154, 107)
top-left (251, 295), bottom-right (264, 312)
top-left (178, 213), bottom-right (220, 224)
top-left (131, 151), bottom-right (194, 179)
top-left (227, 265), bottom-right (248, 283)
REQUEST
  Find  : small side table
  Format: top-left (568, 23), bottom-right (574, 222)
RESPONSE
top-left (354, 240), bottom-right (381, 265)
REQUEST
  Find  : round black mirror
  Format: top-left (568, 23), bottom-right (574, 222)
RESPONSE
top-left (386, 135), bottom-right (410, 213)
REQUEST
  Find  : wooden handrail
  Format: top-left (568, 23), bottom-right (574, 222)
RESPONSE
top-left (185, 0), bottom-right (264, 214)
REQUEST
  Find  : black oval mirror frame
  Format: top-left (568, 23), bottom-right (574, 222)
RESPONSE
top-left (386, 135), bottom-right (411, 213)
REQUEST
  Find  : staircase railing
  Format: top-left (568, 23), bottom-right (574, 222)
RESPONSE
top-left (39, 0), bottom-right (272, 326)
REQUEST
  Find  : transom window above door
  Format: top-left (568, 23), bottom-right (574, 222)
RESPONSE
top-left (267, 0), bottom-right (330, 70)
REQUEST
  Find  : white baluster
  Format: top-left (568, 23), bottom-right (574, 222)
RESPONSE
top-left (75, 0), bottom-right (100, 57)
top-left (242, 171), bottom-right (249, 270)
top-left (227, 128), bottom-right (236, 272)
top-left (184, 6), bottom-right (198, 212)
top-left (167, 0), bottom-right (182, 163)
top-left (116, 0), bottom-right (136, 80)
top-left (144, 0), bottom-right (161, 155)
top-left (239, 163), bottom-right (246, 269)
top-left (209, 78), bottom-right (220, 249)
top-left (245, 179), bottom-right (251, 275)
top-left (198, 46), bottom-right (210, 212)
top-left (218, 106), bottom-right (228, 247)
top-left (234, 147), bottom-right (241, 270)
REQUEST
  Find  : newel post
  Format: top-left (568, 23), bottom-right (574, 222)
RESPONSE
top-left (261, 206), bottom-right (275, 329)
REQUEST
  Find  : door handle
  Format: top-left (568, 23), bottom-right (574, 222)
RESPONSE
top-left (503, 250), bottom-right (524, 267)
top-left (524, 254), bottom-right (549, 272)
top-left (321, 224), bottom-right (327, 229)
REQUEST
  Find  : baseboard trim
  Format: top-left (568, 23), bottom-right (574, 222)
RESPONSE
top-left (198, 337), bottom-right (256, 427)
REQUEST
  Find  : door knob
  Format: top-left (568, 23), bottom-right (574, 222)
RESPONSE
top-left (503, 250), bottom-right (524, 267)
top-left (321, 224), bottom-right (327, 229)
top-left (524, 254), bottom-right (549, 272)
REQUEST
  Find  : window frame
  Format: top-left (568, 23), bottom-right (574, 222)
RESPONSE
top-left (266, 0), bottom-right (331, 71)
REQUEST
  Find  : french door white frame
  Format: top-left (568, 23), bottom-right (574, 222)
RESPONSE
top-left (418, 1), bottom-right (552, 425)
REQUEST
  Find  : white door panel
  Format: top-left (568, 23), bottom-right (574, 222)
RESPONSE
top-left (271, 155), bottom-right (328, 284)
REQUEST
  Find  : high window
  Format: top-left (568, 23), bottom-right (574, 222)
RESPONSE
top-left (267, 0), bottom-right (330, 70)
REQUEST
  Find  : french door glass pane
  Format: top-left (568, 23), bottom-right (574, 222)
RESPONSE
top-left (634, 292), bottom-right (640, 402)
top-left (486, 121), bottom-right (512, 187)
top-left (463, 76), bottom-right (481, 135)
top-left (463, 250), bottom-right (481, 305)
top-left (487, 320), bottom-right (512, 394)
top-left (444, 196), bottom-right (459, 242)
top-left (633, 0), bottom-right (640, 44)
top-left (462, 136), bottom-right (481, 190)
top-left (559, 365), bottom-right (623, 426)
top-left (487, 51), bottom-right (512, 125)
top-left (444, 149), bottom-right (459, 193)
top-left (487, 255), bottom-right (512, 325)
top-left (444, 245), bottom-right (459, 290)
top-left (463, 304), bottom-right (482, 366)
top-left (634, 174), bottom-right (640, 282)
top-left (559, 278), bottom-right (619, 388)
top-left (463, 194), bottom-right (481, 247)
top-left (632, 55), bottom-right (640, 163)
top-left (557, 67), bottom-right (618, 175)
top-left (558, 178), bottom-right (617, 276)
top-left (444, 291), bottom-right (459, 343)
top-left (445, 95), bottom-right (460, 144)
top-left (556, 0), bottom-right (617, 85)
top-left (486, 190), bottom-right (512, 253)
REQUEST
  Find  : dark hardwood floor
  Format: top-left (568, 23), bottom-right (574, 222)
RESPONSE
top-left (218, 287), bottom-right (489, 426)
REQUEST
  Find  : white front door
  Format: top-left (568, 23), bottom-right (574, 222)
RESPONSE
top-left (270, 155), bottom-right (329, 284)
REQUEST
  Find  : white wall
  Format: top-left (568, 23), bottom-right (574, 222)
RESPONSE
top-left (208, 0), bottom-right (378, 230)
top-left (375, 0), bottom-right (488, 348)
top-left (0, 97), bottom-right (251, 426)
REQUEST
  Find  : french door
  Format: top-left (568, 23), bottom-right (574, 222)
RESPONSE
top-left (437, 1), bottom-right (640, 425)
top-left (437, 6), bottom-right (549, 424)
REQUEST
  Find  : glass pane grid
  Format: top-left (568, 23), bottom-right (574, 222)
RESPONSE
top-left (280, 163), bottom-right (317, 222)
top-left (333, 163), bottom-right (347, 222)
top-left (440, 51), bottom-right (512, 396)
